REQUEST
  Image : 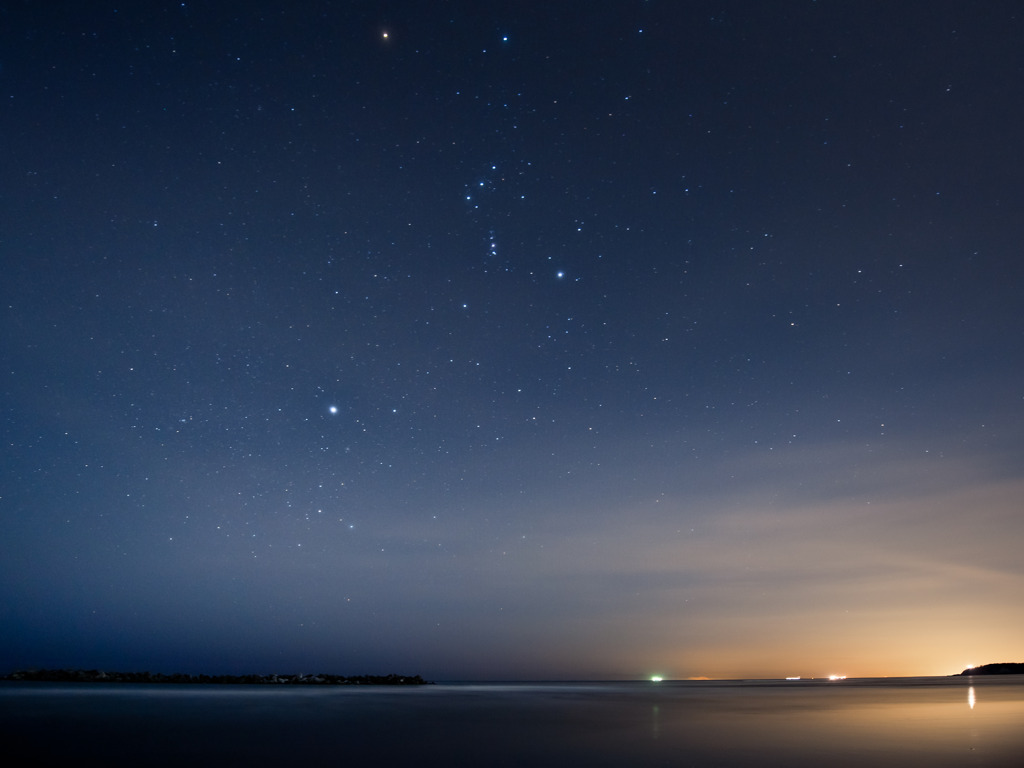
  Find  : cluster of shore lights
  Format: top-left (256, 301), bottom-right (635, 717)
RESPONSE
top-left (784, 675), bottom-right (848, 681)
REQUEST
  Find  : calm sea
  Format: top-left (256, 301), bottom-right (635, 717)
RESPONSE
top-left (2, 676), bottom-right (1022, 766)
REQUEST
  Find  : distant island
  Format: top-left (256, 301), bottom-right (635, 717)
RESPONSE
top-left (3, 668), bottom-right (430, 685)
top-left (959, 663), bottom-right (1024, 676)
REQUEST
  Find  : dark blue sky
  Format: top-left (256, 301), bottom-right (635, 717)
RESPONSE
top-left (3, 1), bottom-right (1023, 680)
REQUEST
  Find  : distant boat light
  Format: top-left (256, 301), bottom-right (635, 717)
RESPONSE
top-left (650, 676), bottom-right (664, 683)
top-left (785, 676), bottom-right (801, 680)
top-left (828, 675), bottom-right (847, 681)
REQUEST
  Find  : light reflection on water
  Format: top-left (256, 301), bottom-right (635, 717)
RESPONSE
top-left (1, 676), bottom-right (1023, 767)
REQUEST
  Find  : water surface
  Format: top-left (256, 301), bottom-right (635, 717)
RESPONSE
top-left (2, 676), bottom-right (1021, 766)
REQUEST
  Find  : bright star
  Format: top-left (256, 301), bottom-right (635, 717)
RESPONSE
top-left (329, 406), bottom-right (338, 415)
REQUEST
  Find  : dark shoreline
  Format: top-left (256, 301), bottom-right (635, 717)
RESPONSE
top-left (959, 662), bottom-right (1024, 676)
top-left (3, 668), bottom-right (430, 685)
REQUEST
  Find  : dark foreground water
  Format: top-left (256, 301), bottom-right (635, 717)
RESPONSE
top-left (2, 676), bottom-right (1023, 766)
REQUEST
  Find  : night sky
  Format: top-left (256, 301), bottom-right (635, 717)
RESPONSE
top-left (3, 1), bottom-right (1023, 681)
